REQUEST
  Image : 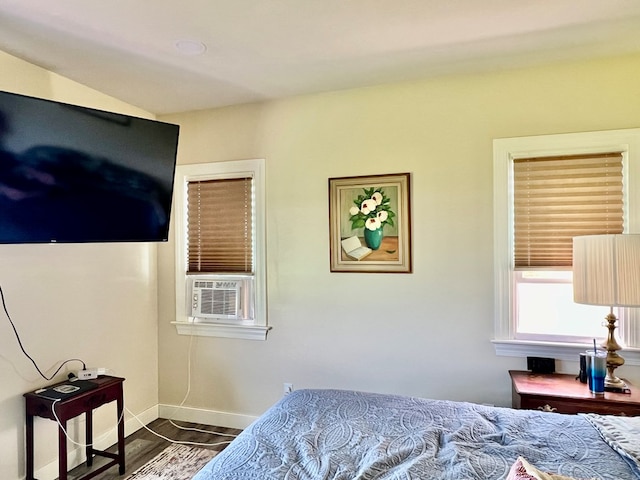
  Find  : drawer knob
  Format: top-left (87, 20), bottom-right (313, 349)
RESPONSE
top-left (538, 404), bottom-right (557, 413)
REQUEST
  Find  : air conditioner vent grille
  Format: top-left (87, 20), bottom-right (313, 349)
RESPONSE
top-left (194, 280), bottom-right (240, 290)
top-left (200, 288), bottom-right (238, 316)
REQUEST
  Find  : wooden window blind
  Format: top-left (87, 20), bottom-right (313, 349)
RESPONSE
top-left (187, 176), bottom-right (253, 274)
top-left (513, 152), bottom-right (623, 269)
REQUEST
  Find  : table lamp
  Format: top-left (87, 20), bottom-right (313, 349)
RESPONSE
top-left (573, 234), bottom-right (640, 391)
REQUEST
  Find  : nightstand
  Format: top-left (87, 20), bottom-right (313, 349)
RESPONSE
top-left (24, 375), bottom-right (125, 480)
top-left (509, 370), bottom-right (640, 416)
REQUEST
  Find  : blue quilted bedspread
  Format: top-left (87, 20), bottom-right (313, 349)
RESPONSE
top-left (193, 389), bottom-right (640, 479)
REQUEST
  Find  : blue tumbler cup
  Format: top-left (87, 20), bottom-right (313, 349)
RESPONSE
top-left (586, 350), bottom-right (607, 394)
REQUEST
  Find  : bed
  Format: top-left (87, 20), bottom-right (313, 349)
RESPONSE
top-left (193, 389), bottom-right (640, 480)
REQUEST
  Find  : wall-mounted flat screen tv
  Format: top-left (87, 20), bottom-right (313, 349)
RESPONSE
top-left (0, 90), bottom-right (179, 244)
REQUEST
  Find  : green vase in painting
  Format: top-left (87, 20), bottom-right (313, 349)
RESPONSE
top-left (364, 227), bottom-right (383, 250)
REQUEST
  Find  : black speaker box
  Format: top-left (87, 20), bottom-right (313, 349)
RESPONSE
top-left (527, 356), bottom-right (556, 374)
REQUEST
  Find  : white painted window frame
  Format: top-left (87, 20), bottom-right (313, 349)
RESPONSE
top-left (493, 128), bottom-right (640, 363)
top-left (172, 159), bottom-right (270, 340)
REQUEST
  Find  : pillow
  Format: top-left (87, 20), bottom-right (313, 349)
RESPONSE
top-left (506, 457), bottom-right (595, 480)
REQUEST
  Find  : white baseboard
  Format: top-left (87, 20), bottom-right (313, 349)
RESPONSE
top-left (33, 404), bottom-right (158, 480)
top-left (158, 403), bottom-right (258, 430)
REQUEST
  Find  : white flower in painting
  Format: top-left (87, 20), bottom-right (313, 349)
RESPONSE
top-left (361, 199), bottom-right (377, 215)
top-left (365, 217), bottom-right (381, 231)
top-left (347, 187), bottom-right (395, 236)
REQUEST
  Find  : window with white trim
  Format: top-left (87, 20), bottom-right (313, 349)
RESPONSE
top-left (493, 129), bottom-right (640, 362)
top-left (172, 159), bottom-right (269, 340)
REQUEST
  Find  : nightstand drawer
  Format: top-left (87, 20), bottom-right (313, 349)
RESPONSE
top-left (518, 395), bottom-right (640, 416)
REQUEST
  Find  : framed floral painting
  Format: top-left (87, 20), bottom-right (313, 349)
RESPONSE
top-left (329, 173), bottom-right (412, 273)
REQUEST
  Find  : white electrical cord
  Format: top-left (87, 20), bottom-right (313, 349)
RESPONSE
top-left (47, 335), bottom-right (238, 448)
top-left (165, 333), bottom-right (238, 443)
top-left (121, 334), bottom-right (237, 446)
top-left (126, 407), bottom-right (235, 447)
top-left (50, 398), bottom-right (125, 448)
top-left (49, 381), bottom-right (237, 450)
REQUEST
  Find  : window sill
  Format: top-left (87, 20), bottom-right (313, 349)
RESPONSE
top-left (492, 339), bottom-right (640, 366)
top-left (172, 321), bottom-right (272, 341)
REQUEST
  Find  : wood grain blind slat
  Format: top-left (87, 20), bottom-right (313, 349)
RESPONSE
top-left (513, 152), bottom-right (623, 268)
top-left (187, 177), bottom-right (253, 273)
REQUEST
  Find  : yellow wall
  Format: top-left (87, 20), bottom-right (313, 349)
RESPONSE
top-left (159, 52), bottom-right (640, 418)
top-left (0, 51), bottom-right (159, 479)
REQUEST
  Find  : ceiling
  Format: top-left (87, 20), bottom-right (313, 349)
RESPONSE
top-left (1, 0), bottom-right (640, 115)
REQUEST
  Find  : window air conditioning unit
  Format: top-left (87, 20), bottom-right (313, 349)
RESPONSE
top-left (188, 275), bottom-right (254, 321)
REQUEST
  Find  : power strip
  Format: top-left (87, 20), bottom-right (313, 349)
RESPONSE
top-left (76, 368), bottom-right (106, 380)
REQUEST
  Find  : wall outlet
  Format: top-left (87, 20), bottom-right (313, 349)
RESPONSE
top-left (283, 382), bottom-right (293, 395)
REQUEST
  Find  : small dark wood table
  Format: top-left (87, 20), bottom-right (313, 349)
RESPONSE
top-left (24, 375), bottom-right (125, 480)
top-left (510, 370), bottom-right (640, 416)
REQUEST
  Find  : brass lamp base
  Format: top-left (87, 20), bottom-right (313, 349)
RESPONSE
top-left (601, 311), bottom-right (631, 393)
top-left (604, 379), bottom-right (630, 393)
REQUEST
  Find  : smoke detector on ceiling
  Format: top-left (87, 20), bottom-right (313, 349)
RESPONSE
top-left (174, 39), bottom-right (207, 56)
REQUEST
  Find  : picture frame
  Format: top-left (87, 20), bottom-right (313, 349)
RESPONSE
top-left (329, 173), bottom-right (412, 273)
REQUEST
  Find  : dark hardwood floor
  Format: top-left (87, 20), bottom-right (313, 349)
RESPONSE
top-left (66, 419), bottom-right (242, 480)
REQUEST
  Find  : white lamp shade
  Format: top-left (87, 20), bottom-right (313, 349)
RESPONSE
top-left (573, 234), bottom-right (640, 307)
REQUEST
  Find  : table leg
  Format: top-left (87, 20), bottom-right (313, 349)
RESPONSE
top-left (58, 418), bottom-right (68, 480)
top-left (116, 390), bottom-right (125, 474)
top-left (85, 409), bottom-right (93, 466)
top-left (25, 413), bottom-right (34, 480)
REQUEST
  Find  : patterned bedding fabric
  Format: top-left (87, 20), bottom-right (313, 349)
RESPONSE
top-left (582, 413), bottom-right (640, 473)
top-left (193, 389), bottom-right (640, 480)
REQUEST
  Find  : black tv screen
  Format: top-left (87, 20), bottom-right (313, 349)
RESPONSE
top-left (0, 90), bottom-right (179, 243)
